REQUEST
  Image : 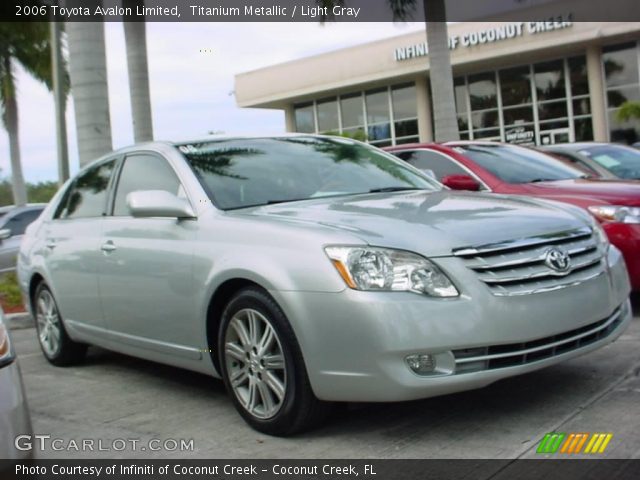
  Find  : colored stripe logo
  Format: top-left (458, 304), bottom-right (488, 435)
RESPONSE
top-left (537, 432), bottom-right (613, 454)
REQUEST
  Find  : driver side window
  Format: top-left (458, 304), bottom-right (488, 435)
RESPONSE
top-left (112, 154), bottom-right (182, 216)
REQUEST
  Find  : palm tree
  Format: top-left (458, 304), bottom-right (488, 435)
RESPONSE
top-left (616, 101), bottom-right (640, 123)
top-left (123, 0), bottom-right (154, 142)
top-left (66, 20), bottom-right (112, 166)
top-left (0, 22), bottom-right (57, 206)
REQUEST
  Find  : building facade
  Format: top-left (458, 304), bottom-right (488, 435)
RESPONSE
top-left (235, 22), bottom-right (640, 147)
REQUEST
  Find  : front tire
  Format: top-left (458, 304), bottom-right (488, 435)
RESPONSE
top-left (218, 288), bottom-right (329, 436)
top-left (34, 283), bottom-right (87, 366)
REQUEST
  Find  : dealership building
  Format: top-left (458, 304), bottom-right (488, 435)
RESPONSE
top-left (235, 21), bottom-right (640, 147)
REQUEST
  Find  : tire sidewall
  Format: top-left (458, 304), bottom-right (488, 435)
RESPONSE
top-left (218, 289), bottom-right (304, 434)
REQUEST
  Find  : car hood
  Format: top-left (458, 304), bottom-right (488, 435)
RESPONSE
top-left (523, 178), bottom-right (640, 206)
top-left (240, 190), bottom-right (590, 257)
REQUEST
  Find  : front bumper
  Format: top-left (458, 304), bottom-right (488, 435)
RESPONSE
top-left (272, 245), bottom-right (632, 402)
top-left (0, 361), bottom-right (34, 460)
top-left (603, 223), bottom-right (640, 291)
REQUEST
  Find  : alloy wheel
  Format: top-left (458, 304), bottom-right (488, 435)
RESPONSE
top-left (36, 289), bottom-right (61, 357)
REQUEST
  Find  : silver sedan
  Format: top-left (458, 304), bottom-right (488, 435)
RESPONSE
top-left (17, 135), bottom-right (631, 435)
top-left (0, 309), bottom-right (33, 459)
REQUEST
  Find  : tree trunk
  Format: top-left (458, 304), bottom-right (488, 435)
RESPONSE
top-left (3, 56), bottom-right (28, 206)
top-left (66, 21), bottom-right (113, 166)
top-left (50, 21), bottom-right (69, 186)
top-left (424, 0), bottom-right (460, 142)
top-left (123, 11), bottom-right (153, 142)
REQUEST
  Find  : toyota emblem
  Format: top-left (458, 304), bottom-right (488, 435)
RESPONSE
top-left (544, 247), bottom-right (571, 274)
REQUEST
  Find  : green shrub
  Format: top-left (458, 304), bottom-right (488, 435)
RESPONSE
top-left (0, 272), bottom-right (23, 308)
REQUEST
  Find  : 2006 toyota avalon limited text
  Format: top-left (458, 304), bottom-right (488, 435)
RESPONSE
top-left (17, 135), bottom-right (632, 435)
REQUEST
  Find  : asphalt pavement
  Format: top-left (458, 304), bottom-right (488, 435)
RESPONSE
top-left (8, 295), bottom-right (640, 459)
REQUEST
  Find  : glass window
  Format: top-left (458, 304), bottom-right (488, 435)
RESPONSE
top-left (534, 60), bottom-right (566, 101)
top-left (180, 137), bottom-right (439, 210)
top-left (580, 144), bottom-right (640, 179)
top-left (454, 77), bottom-right (468, 113)
top-left (340, 94), bottom-right (364, 129)
top-left (395, 136), bottom-right (420, 145)
top-left (294, 103), bottom-right (315, 133)
top-left (608, 111), bottom-right (640, 144)
top-left (368, 123), bottom-right (391, 141)
top-left (607, 86), bottom-right (640, 108)
top-left (574, 117), bottom-right (594, 142)
top-left (499, 66), bottom-right (531, 106)
top-left (457, 144), bottom-right (584, 183)
top-left (471, 110), bottom-right (499, 129)
top-left (573, 98), bottom-right (591, 116)
top-left (365, 88), bottom-right (390, 125)
top-left (538, 100), bottom-right (568, 121)
top-left (603, 43), bottom-right (639, 88)
top-left (396, 150), bottom-right (469, 180)
top-left (392, 84), bottom-right (417, 120)
top-left (568, 56), bottom-right (589, 96)
top-left (316, 98), bottom-right (339, 133)
top-left (113, 154), bottom-right (181, 216)
top-left (394, 119), bottom-right (418, 138)
top-left (503, 105), bottom-right (534, 125)
top-left (457, 114), bottom-right (469, 131)
top-left (472, 128), bottom-right (501, 140)
top-left (3, 209), bottom-right (42, 236)
top-left (468, 72), bottom-right (497, 110)
top-left (55, 160), bottom-right (115, 219)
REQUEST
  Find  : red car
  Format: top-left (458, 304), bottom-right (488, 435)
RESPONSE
top-left (385, 142), bottom-right (640, 291)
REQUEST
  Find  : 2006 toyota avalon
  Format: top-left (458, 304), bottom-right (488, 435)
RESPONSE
top-left (17, 135), bottom-right (632, 435)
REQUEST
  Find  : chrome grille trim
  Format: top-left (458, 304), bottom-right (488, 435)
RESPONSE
top-left (453, 227), bottom-right (605, 296)
top-left (452, 227), bottom-right (592, 257)
top-left (452, 303), bottom-right (626, 374)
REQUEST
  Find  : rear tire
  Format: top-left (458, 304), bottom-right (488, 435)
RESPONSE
top-left (34, 283), bottom-right (87, 366)
top-left (218, 287), bottom-right (330, 436)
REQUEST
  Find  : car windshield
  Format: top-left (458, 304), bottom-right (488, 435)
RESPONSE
top-left (179, 136), bottom-right (440, 210)
top-left (578, 145), bottom-right (640, 179)
top-left (455, 144), bottom-right (586, 184)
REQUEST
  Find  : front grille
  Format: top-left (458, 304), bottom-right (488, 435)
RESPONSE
top-left (453, 227), bottom-right (605, 296)
top-left (452, 304), bottom-right (626, 374)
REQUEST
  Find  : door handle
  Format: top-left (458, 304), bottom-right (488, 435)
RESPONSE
top-left (45, 239), bottom-right (56, 249)
top-left (101, 241), bottom-right (117, 253)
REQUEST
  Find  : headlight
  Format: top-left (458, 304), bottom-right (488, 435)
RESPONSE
top-left (0, 313), bottom-right (15, 368)
top-left (325, 246), bottom-right (459, 297)
top-left (588, 205), bottom-right (640, 224)
top-left (591, 220), bottom-right (610, 251)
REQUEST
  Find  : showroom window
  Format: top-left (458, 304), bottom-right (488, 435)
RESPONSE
top-left (603, 41), bottom-right (640, 144)
top-left (454, 54), bottom-right (593, 145)
top-left (293, 82), bottom-right (418, 146)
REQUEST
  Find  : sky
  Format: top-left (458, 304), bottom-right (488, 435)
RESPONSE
top-left (0, 22), bottom-right (424, 184)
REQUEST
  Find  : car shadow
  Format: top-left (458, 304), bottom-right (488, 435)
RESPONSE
top-left (631, 292), bottom-right (640, 316)
top-left (73, 345), bottom-right (604, 441)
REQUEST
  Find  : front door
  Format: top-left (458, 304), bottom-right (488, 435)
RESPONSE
top-left (98, 153), bottom-right (199, 356)
top-left (539, 128), bottom-right (571, 145)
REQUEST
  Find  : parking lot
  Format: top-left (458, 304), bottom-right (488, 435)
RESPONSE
top-left (9, 296), bottom-right (640, 459)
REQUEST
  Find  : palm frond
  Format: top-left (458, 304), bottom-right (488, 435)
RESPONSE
top-left (616, 101), bottom-right (640, 123)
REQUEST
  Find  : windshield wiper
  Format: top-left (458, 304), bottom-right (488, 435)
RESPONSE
top-left (367, 187), bottom-right (426, 193)
top-left (528, 178), bottom-right (556, 183)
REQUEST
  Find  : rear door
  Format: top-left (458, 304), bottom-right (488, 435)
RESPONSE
top-left (42, 159), bottom-right (117, 330)
top-left (98, 152), bottom-right (199, 356)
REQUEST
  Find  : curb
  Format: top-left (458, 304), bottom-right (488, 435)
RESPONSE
top-left (6, 312), bottom-right (34, 330)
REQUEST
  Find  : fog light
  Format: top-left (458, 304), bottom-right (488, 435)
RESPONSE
top-left (405, 354), bottom-right (436, 375)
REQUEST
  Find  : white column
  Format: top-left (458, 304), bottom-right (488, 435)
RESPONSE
top-left (416, 76), bottom-right (433, 142)
top-left (284, 104), bottom-right (296, 132)
top-left (586, 45), bottom-right (608, 142)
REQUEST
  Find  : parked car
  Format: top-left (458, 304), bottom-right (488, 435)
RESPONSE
top-left (538, 145), bottom-right (618, 179)
top-left (0, 308), bottom-right (33, 459)
top-left (18, 135), bottom-right (631, 435)
top-left (0, 204), bottom-right (46, 273)
top-left (385, 142), bottom-right (640, 291)
top-left (540, 143), bottom-right (640, 181)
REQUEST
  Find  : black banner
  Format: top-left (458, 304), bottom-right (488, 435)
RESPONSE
top-left (1, 460), bottom-right (640, 480)
top-left (1, 0), bottom-right (640, 22)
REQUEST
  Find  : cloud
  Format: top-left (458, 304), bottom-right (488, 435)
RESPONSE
top-left (0, 21), bottom-right (421, 185)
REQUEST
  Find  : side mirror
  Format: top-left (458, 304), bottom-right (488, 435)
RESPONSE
top-left (127, 190), bottom-right (195, 219)
top-left (0, 228), bottom-right (10, 240)
top-left (442, 174), bottom-right (481, 192)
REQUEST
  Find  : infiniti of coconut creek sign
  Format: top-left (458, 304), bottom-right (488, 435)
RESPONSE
top-left (394, 15), bottom-right (573, 61)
